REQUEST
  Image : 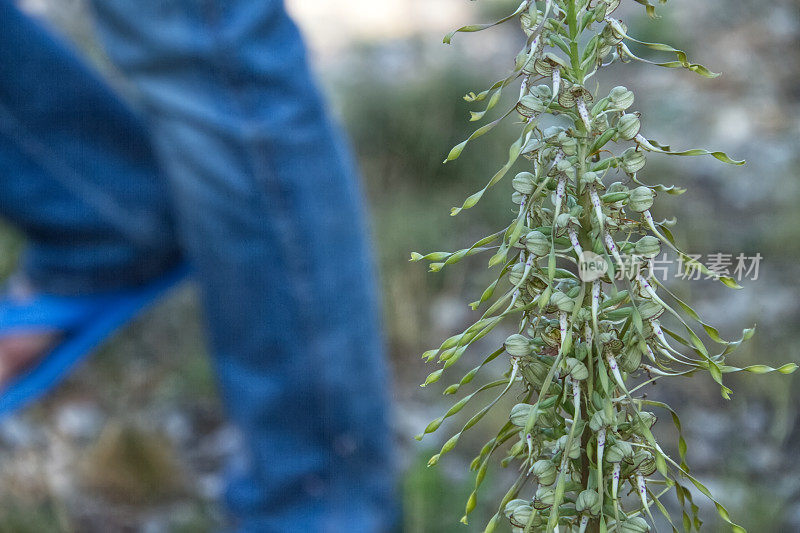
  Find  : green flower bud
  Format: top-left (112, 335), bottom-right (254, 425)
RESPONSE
top-left (602, 18), bottom-right (627, 46)
top-left (517, 94), bottom-right (546, 117)
top-left (617, 113), bottom-right (641, 141)
top-left (509, 403), bottom-right (532, 426)
top-left (508, 262), bottom-right (527, 286)
top-left (566, 357), bottom-right (589, 380)
top-left (580, 170), bottom-right (600, 186)
top-left (598, 332), bottom-right (615, 345)
top-left (632, 450), bottom-right (657, 476)
top-left (520, 360), bottom-right (549, 386)
top-left (608, 86), bottom-right (634, 110)
top-left (530, 459), bottom-right (557, 486)
top-left (574, 308), bottom-right (591, 324)
top-left (544, 126), bottom-right (566, 142)
top-left (512, 172), bottom-right (536, 195)
top-left (592, 112), bottom-right (610, 133)
top-left (503, 498), bottom-right (529, 519)
top-left (525, 230), bottom-right (550, 256)
top-left (531, 84), bottom-right (553, 101)
top-left (549, 291), bottom-right (575, 313)
top-left (574, 341), bottom-right (589, 361)
top-left (556, 434), bottom-right (581, 459)
top-left (636, 411), bottom-right (658, 430)
top-left (619, 516), bottom-right (650, 533)
top-left (505, 334), bottom-right (532, 356)
top-left (509, 504), bottom-right (537, 528)
top-left (555, 213), bottom-right (579, 235)
top-left (634, 236), bottom-right (661, 258)
top-left (602, 336), bottom-right (624, 355)
top-left (638, 300), bottom-right (665, 320)
top-left (533, 486), bottom-right (556, 509)
top-left (606, 181), bottom-right (627, 194)
top-left (605, 440), bottom-right (634, 463)
top-left (628, 186), bottom-right (654, 212)
top-left (576, 489), bottom-right (601, 516)
top-left (534, 52), bottom-right (568, 76)
top-left (619, 345), bottom-right (643, 373)
top-left (621, 147), bottom-right (647, 174)
top-left (558, 133), bottom-right (578, 156)
top-left (590, 410), bottom-right (615, 431)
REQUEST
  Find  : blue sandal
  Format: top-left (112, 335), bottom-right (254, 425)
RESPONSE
top-left (0, 264), bottom-right (190, 417)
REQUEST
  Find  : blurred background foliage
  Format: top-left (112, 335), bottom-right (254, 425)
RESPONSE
top-left (2, 0), bottom-right (799, 531)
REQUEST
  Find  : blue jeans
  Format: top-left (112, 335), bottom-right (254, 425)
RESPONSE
top-left (0, 1), bottom-right (396, 531)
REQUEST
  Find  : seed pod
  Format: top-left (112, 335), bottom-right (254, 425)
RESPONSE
top-left (608, 86), bottom-right (634, 111)
top-left (513, 172), bottom-right (536, 195)
top-left (621, 147), bottom-right (647, 174)
top-left (617, 113), bottom-right (641, 140)
top-left (512, 191), bottom-right (525, 205)
top-left (530, 459), bottom-right (558, 486)
top-left (618, 516), bottom-right (650, 533)
top-left (575, 489), bottom-right (601, 516)
top-left (605, 440), bottom-right (634, 463)
top-left (635, 236), bottom-right (661, 258)
top-left (565, 357), bottom-right (589, 380)
top-left (532, 486), bottom-right (556, 510)
top-left (628, 186), bottom-right (654, 212)
top-left (509, 402), bottom-right (533, 426)
top-left (505, 334), bottom-right (531, 356)
top-left (525, 230), bottom-right (550, 256)
top-left (549, 291), bottom-right (575, 313)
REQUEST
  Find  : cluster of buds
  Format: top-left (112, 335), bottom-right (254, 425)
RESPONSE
top-left (413, 1), bottom-right (796, 532)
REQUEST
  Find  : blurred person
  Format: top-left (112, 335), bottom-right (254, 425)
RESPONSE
top-left (0, 1), bottom-right (396, 531)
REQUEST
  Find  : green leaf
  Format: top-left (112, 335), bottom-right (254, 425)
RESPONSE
top-left (451, 129), bottom-right (528, 215)
top-left (443, 2), bottom-right (531, 44)
top-left (624, 36), bottom-right (720, 78)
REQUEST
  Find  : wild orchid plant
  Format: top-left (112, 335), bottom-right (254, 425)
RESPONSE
top-left (412, 1), bottom-right (797, 532)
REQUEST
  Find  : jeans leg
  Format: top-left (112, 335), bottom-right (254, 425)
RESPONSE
top-left (0, 1), bottom-right (180, 294)
top-left (89, 1), bottom-right (397, 531)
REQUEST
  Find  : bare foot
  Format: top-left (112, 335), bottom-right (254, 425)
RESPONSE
top-left (0, 332), bottom-right (60, 388)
